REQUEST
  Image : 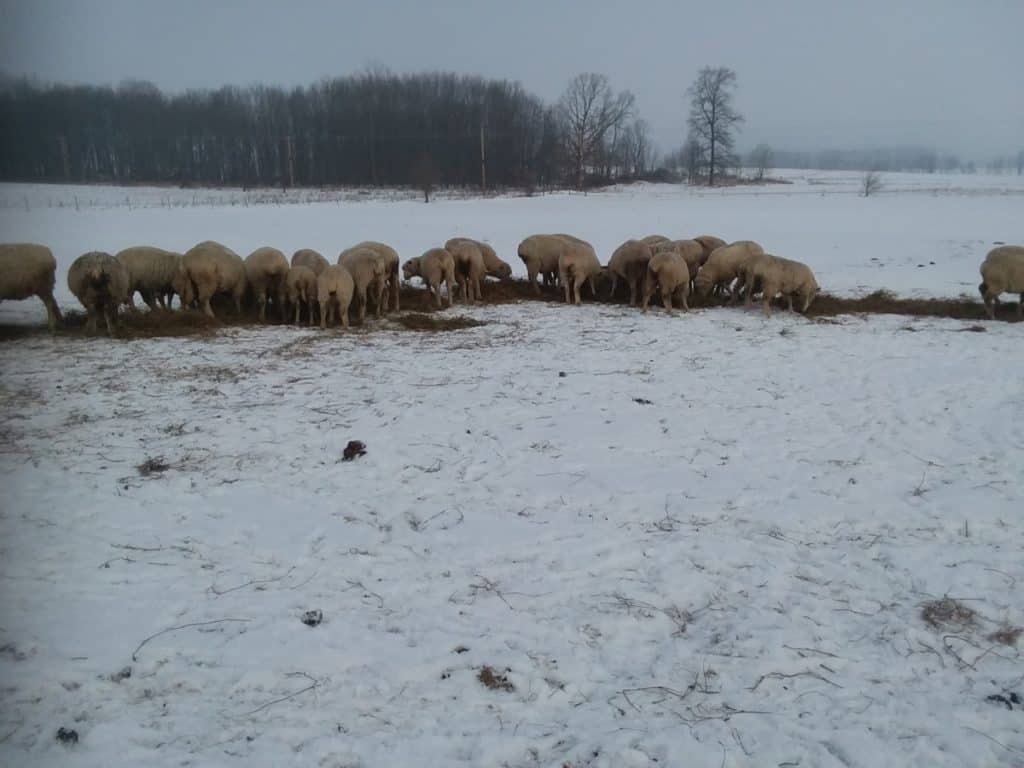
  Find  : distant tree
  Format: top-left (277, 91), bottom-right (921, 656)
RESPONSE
top-left (686, 67), bottom-right (743, 186)
top-left (680, 134), bottom-right (705, 183)
top-left (559, 73), bottom-right (635, 190)
top-left (1017, 150), bottom-right (1024, 175)
top-left (411, 153), bottom-right (439, 202)
top-left (862, 171), bottom-right (882, 197)
top-left (748, 143), bottom-right (774, 180)
top-left (620, 119), bottom-right (651, 176)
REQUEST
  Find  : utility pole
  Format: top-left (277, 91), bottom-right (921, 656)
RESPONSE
top-left (480, 120), bottom-right (487, 193)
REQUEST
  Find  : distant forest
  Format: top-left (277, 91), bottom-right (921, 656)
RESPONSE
top-left (0, 71), bottom-right (649, 190)
top-left (1, 71), bottom-right (1020, 189)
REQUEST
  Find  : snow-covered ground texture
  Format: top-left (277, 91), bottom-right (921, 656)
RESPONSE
top-left (2, 170), bottom-right (1024, 329)
top-left (2, 302), bottom-right (1023, 768)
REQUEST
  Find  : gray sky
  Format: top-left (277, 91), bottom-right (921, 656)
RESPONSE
top-left (3, 0), bottom-right (1022, 159)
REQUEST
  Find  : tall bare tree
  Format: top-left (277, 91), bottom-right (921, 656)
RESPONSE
top-left (686, 67), bottom-right (743, 186)
top-left (681, 134), bottom-right (705, 183)
top-left (559, 73), bottom-right (635, 190)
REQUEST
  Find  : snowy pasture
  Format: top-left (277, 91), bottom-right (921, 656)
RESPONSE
top-left (1, 175), bottom-right (1023, 767)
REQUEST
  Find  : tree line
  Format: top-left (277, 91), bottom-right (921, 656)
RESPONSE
top-left (0, 70), bottom-right (654, 190)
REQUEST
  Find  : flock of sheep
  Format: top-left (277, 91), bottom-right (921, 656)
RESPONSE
top-left (0, 235), bottom-right (1022, 335)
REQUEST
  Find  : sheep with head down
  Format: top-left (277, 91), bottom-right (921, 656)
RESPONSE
top-left (641, 234), bottom-right (671, 248)
top-left (67, 251), bottom-right (131, 335)
top-left (339, 241), bottom-right (400, 312)
top-left (652, 239), bottom-right (705, 282)
top-left (338, 247), bottom-right (387, 323)
top-left (642, 251), bottom-right (690, 312)
top-left (172, 240), bottom-right (246, 320)
top-left (693, 240), bottom-right (765, 301)
top-left (245, 247), bottom-right (290, 322)
top-left (291, 248), bottom-right (329, 276)
top-left (404, 248), bottom-right (457, 308)
top-left (0, 243), bottom-right (62, 331)
top-left (558, 237), bottom-right (602, 305)
top-left (693, 235), bottom-right (727, 266)
top-left (115, 246), bottom-right (182, 311)
top-left (447, 239), bottom-right (486, 303)
top-left (445, 237), bottom-right (511, 280)
top-left (517, 234), bottom-right (566, 294)
top-left (607, 239), bottom-right (653, 305)
top-left (317, 265), bottom-right (355, 329)
top-left (742, 254), bottom-right (819, 316)
top-left (286, 266), bottom-right (318, 324)
top-left (979, 245), bottom-right (1024, 320)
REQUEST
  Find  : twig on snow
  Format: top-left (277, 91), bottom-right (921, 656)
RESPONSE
top-left (209, 566), bottom-right (296, 596)
top-left (132, 618), bottom-right (250, 661)
top-left (749, 670), bottom-right (842, 691)
top-left (238, 672), bottom-right (320, 717)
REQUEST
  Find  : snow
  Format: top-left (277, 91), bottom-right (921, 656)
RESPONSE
top-left (1, 176), bottom-right (1023, 767)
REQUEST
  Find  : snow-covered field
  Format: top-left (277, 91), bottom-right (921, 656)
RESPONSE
top-left (1, 175), bottom-right (1023, 767)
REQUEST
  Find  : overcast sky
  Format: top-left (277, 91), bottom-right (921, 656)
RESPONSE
top-left (2, 0), bottom-right (1022, 159)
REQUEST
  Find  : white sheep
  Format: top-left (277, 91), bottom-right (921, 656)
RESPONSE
top-left (607, 240), bottom-right (654, 305)
top-left (642, 252), bottom-right (690, 312)
top-left (286, 266), bottom-right (318, 324)
top-left (979, 245), bottom-right (1024, 320)
top-left (652, 239), bottom-right (704, 282)
top-left (693, 240), bottom-right (765, 301)
top-left (339, 241), bottom-right (400, 312)
top-left (67, 251), bottom-right (131, 335)
top-left (291, 248), bottom-right (329, 276)
top-left (404, 248), bottom-right (457, 308)
top-left (338, 248), bottom-right (387, 323)
top-left (693, 235), bottom-right (727, 265)
top-left (558, 238), bottom-right (602, 305)
top-left (743, 254), bottom-right (819, 316)
top-left (0, 243), bottom-right (62, 331)
top-left (447, 239), bottom-right (486, 303)
top-left (115, 246), bottom-right (182, 311)
top-left (317, 265), bottom-right (355, 329)
top-left (517, 234), bottom-right (566, 293)
top-left (172, 240), bottom-right (247, 320)
top-left (445, 237), bottom-right (511, 280)
top-left (245, 247), bottom-right (290, 322)
top-left (641, 234), bottom-right (671, 248)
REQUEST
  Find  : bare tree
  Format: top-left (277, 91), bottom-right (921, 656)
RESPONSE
top-left (748, 143), bottom-right (774, 180)
top-left (559, 73), bottom-right (635, 190)
top-left (620, 119), bottom-right (652, 176)
top-left (862, 170), bottom-right (882, 197)
top-left (686, 67), bottom-right (743, 186)
top-left (681, 134), bottom-right (705, 184)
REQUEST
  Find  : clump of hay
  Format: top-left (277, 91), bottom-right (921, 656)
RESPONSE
top-left (394, 313), bottom-right (486, 332)
top-left (477, 665), bottom-right (514, 692)
top-left (137, 456), bottom-right (171, 477)
top-left (987, 625), bottom-right (1023, 647)
top-left (920, 597), bottom-right (978, 631)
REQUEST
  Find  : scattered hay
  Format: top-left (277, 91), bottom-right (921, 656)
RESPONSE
top-left (808, 290), bottom-right (1019, 322)
top-left (921, 597), bottom-right (978, 631)
top-left (394, 313), bottom-right (486, 332)
top-left (477, 665), bottom-right (514, 692)
top-left (136, 456), bottom-right (171, 477)
top-left (987, 625), bottom-right (1023, 647)
top-left (341, 440), bottom-right (367, 462)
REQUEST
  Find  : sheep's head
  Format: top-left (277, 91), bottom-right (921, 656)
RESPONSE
top-left (978, 281), bottom-right (988, 297)
top-left (694, 271), bottom-right (714, 297)
top-left (494, 261), bottom-right (513, 280)
top-left (402, 259), bottom-right (420, 280)
top-left (171, 267), bottom-right (194, 306)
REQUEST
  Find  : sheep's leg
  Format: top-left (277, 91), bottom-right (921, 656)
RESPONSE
top-left (319, 301), bottom-right (328, 329)
top-left (475, 276), bottom-right (482, 303)
top-left (662, 287), bottom-right (673, 313)
top-left (574, 276), bottom-right (585, 305)
top-left (528, 266), bottom-right (540, 295)
top-left (609, 272), bottom-right (618, 299)
top-left (786, 294), bottom-right (794, 312)
top-left (85, 307), bottom-right (97, 334)
top-left (762, 286), bottom-right (773, 317)
top-left (561, 270), bottom-right (572, 303)
top-left (104, 304), bottom-right (117, 336)
top-left (358, 290), bottom-right (367, 324)
top-left (446, 279), bottom-right (454, 307)
top-left (680, 287), bottom-right (690, 311)
top-left (40, 292), bottom-right (61, 331)
top-left (341, 302), bottom-right (350, 329)
top-left (202, 297), bottom-right (215, 319)
top-left (628, 281), bottom-right (637, 306)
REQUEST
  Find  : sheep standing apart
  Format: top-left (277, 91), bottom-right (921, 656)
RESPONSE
top-left (518, 235), bottom-right (567, 293)
top-left (979, 245), bottom-right (1024, 320)
top-left (338, 248), bottom-right (387, 323)
top-left (286, 266), bottom-right (318, 324)
top-left (339, 241), bottom-right (400, 312)
top-left (607, 240), bottom-right (654, 305)
top-left (445, 238), bottom-right (512, 280)
top-left (693, 240), bottom-right (765, 301)
top-left (291, 248), bottom-right (329, 276)
top-left (447, 240), bottom-right (487, 303)
top-left (317, 265), bottom-right (355, 329)
top-left (642, 251), bottom-right (690, 312)
top-left (67, 251), bottom-right (130, 335)
top-left (743, 254), bottom-right (819, 316)
top-left (558, 239), bottom-right (602, 305)
top-left (115, 246), bottom-right (181, 311)
top-left (245, 247), bottom-right (290, 323)
top-left (173, 240), bottom-right (247, 320)
top-left (0, 243), bottom-right (62, 331)
top-left (693, 235), bottom-right (727, 266)
top-left (404, 249), bottom-right (457, 308)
